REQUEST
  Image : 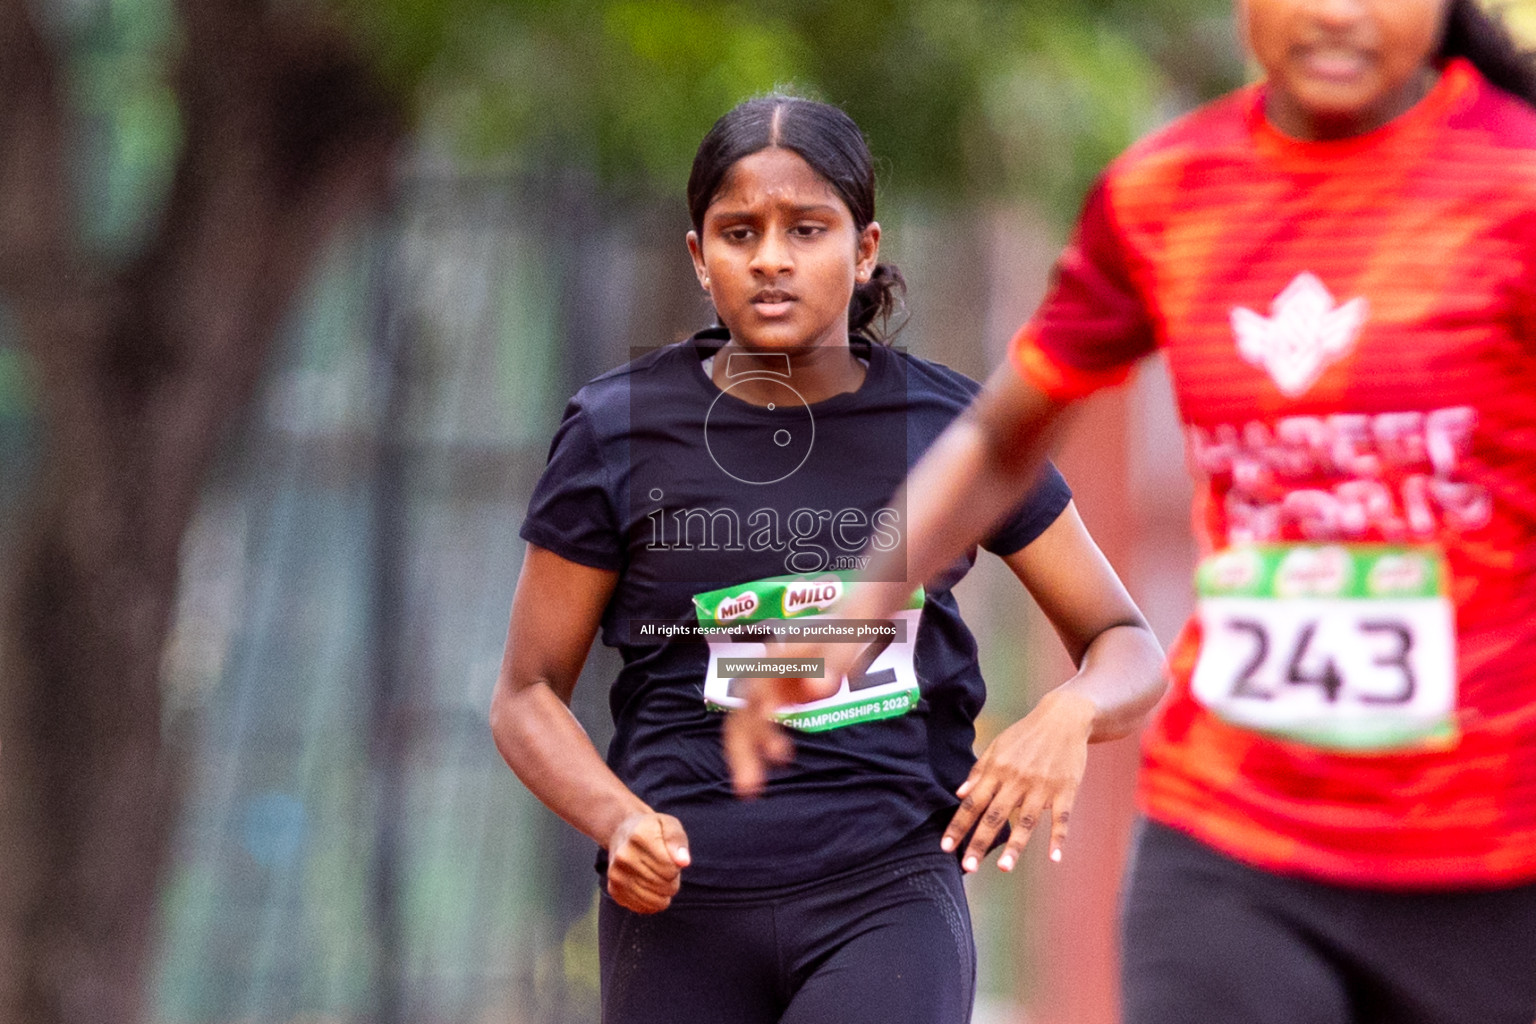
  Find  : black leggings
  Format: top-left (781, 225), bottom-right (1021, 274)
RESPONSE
top-left (598, 846), bottom-right (975, 1024)
top-left (1122, 819), bottom-right (1536, 1024)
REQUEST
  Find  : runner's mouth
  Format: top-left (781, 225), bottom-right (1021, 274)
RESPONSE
top-left (752, 291), bottom-right (797, 315)
top-left (1294, 46), bottom-right (1374, 83)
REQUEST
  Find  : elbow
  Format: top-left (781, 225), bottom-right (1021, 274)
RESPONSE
top-left (1144, 662), bottom-right (1170, 716)
top-left (488, 682), bottom-right (524, 762)
top-left (490, 677), bottom-right (566, 769)
top-left (1132, 625), bottom-right (1170, 718)
top-left (488, 690), bottom-right (504, 739)
top-left (1124, 617), bottom-right (1168, 684)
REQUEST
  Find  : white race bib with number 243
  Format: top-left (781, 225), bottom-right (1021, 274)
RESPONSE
top-left (1190, 545), bottom-right (1457, 752)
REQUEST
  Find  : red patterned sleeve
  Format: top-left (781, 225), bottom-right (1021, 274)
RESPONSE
top-left (1513, 208), bottom-right (1536, 350)
top-left (1009, 177), bottom-right (1158, 400)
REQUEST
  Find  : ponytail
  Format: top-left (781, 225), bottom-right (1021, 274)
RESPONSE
top-left (849, 263), bottom-right (907, 343)
top-left (1441, 0), bottom-right (1536, 106)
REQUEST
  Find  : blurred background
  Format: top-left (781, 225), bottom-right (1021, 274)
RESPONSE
top-left (0, 2), bottom-right (1530, 1023)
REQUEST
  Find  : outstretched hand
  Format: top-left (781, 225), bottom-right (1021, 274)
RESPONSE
top-left (942, 688), bottom-right (1095, 873)
top-left (607, 810), bottom-right (692, 913)
top-left (722, 642), bottom-right (854, 798)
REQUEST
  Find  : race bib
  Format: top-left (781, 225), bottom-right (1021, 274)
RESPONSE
top-left (691, 573), bottom-right (925, 732)
top-left (1190, 545), bottom-right (1458, 752)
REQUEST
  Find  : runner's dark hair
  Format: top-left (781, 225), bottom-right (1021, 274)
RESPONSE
top-left (1441, 0), bottom-right (1536, 105)
top-left (687, 94), bottom-right (906, 343)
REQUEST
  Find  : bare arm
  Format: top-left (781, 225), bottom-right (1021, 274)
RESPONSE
top-left (724, 366), bottom-right (1082, 791)
top-left (490, 543), bottom-right (690, 912)
top-left (1004, 500), bottom-right (1166, 740)
top-left (861, 362), bottom-right (1078, 619)
top-left (941, 502), bottom-right (1166, 872)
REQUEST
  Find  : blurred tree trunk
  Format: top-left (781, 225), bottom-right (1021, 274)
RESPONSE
top-left (0, 2), bottom-right (400, 1021)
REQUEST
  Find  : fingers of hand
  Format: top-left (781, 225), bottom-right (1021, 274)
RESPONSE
top-left (658, 814), bottom-right (692, 868)
top-left (995, 793), bottom-right (1049, 873)
top-left (608, 859), bottom-right (679, 899)
top-left (962, 781), bottom-right (1028, 874)
top-left (948, 758), bottom-right (1079, 873)
top-left (608, 815), bottom-right (687, 913)
top-left (611, 841), bottom-right (678, 890)
top-left (749, 685), bottom-right (796, 754)
top-left (941, 769), bottom-right (991, 856)
top-left (630, 815), bottom-right (686, 873)
top-left (722, 712), bottom-right (765, 799)
top-left (724, 705), bottom-right (791, 799)
top-left (607, 869), bottom-right (679, 914)
top-left (1047, 792), bottom-right (1075, 864)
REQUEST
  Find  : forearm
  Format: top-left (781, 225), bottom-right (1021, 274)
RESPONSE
top-left (1051, 622), bottom-right (1167, 742)
top-left (490, 681), bottom-right (649, 847)
top-left (854, 376), bottom-right (1068, 620)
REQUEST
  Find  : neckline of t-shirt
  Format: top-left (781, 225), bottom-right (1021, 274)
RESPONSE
top-left (685, 328), bottom-right (894, 414)
top-left (1248, 57), bottom-right (1476, 164)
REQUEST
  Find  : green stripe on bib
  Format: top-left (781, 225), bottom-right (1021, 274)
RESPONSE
top-left (1196, 544), bottom-right (1444, 601)
top-left (692, 571), bottom-right (925, 627)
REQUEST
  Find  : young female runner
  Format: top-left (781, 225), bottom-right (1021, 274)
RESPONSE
top-left (490, 96), bottom-right (1165, 1023)
top-left (728, 3), bottom-right (1536, 1023)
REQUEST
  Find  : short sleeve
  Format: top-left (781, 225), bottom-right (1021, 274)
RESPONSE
top-left (1009, 177), bottom-right (1157, 400)
top-left (519, 400), bottom-right (624, 571)
top-left (981, 460), bottom-right (1073, 557)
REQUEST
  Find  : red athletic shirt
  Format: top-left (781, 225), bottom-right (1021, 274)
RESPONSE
top-left (1012, 59), bottom-right (1536, 887)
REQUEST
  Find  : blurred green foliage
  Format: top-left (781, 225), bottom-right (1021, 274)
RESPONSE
top-left (41, 0), bottom-right (1243, 271)
top-left (9, 0), bottom-right (1243, 440)
top-left (39, 0), bottom-right (1536, 254)
top-left (59, 0), bottom-right (181, 256)
top-left (339, 0), bottom-right (1241, 219)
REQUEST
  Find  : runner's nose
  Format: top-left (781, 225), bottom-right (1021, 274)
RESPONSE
top-left (750, 227), bottom-right (793, 277)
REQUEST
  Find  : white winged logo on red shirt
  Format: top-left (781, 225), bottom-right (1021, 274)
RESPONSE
top-left (1230, 273), bottom-right (1369, 397)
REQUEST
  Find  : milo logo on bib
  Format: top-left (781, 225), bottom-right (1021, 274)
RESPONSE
top-left (782, 579), bottom-right (842, 616)
top-left (713, 590), bottom-right (759, 623)
top-left (1191, 544), bottom-right (1458, 752)
top-left (692, 572), bottom-right (924, 733)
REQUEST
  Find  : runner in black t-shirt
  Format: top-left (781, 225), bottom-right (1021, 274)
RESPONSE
top-left (490, 95), bottom-right (1166, 1024)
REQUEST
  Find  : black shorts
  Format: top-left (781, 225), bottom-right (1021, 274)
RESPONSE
top-left (598, 840), bottom-right (975, 1024)
top-left (1121, 818), bottom-right (1536, 1024)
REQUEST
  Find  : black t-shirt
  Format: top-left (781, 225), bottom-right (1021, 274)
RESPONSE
top-left (520, 330), bottom-right (1072, 890)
